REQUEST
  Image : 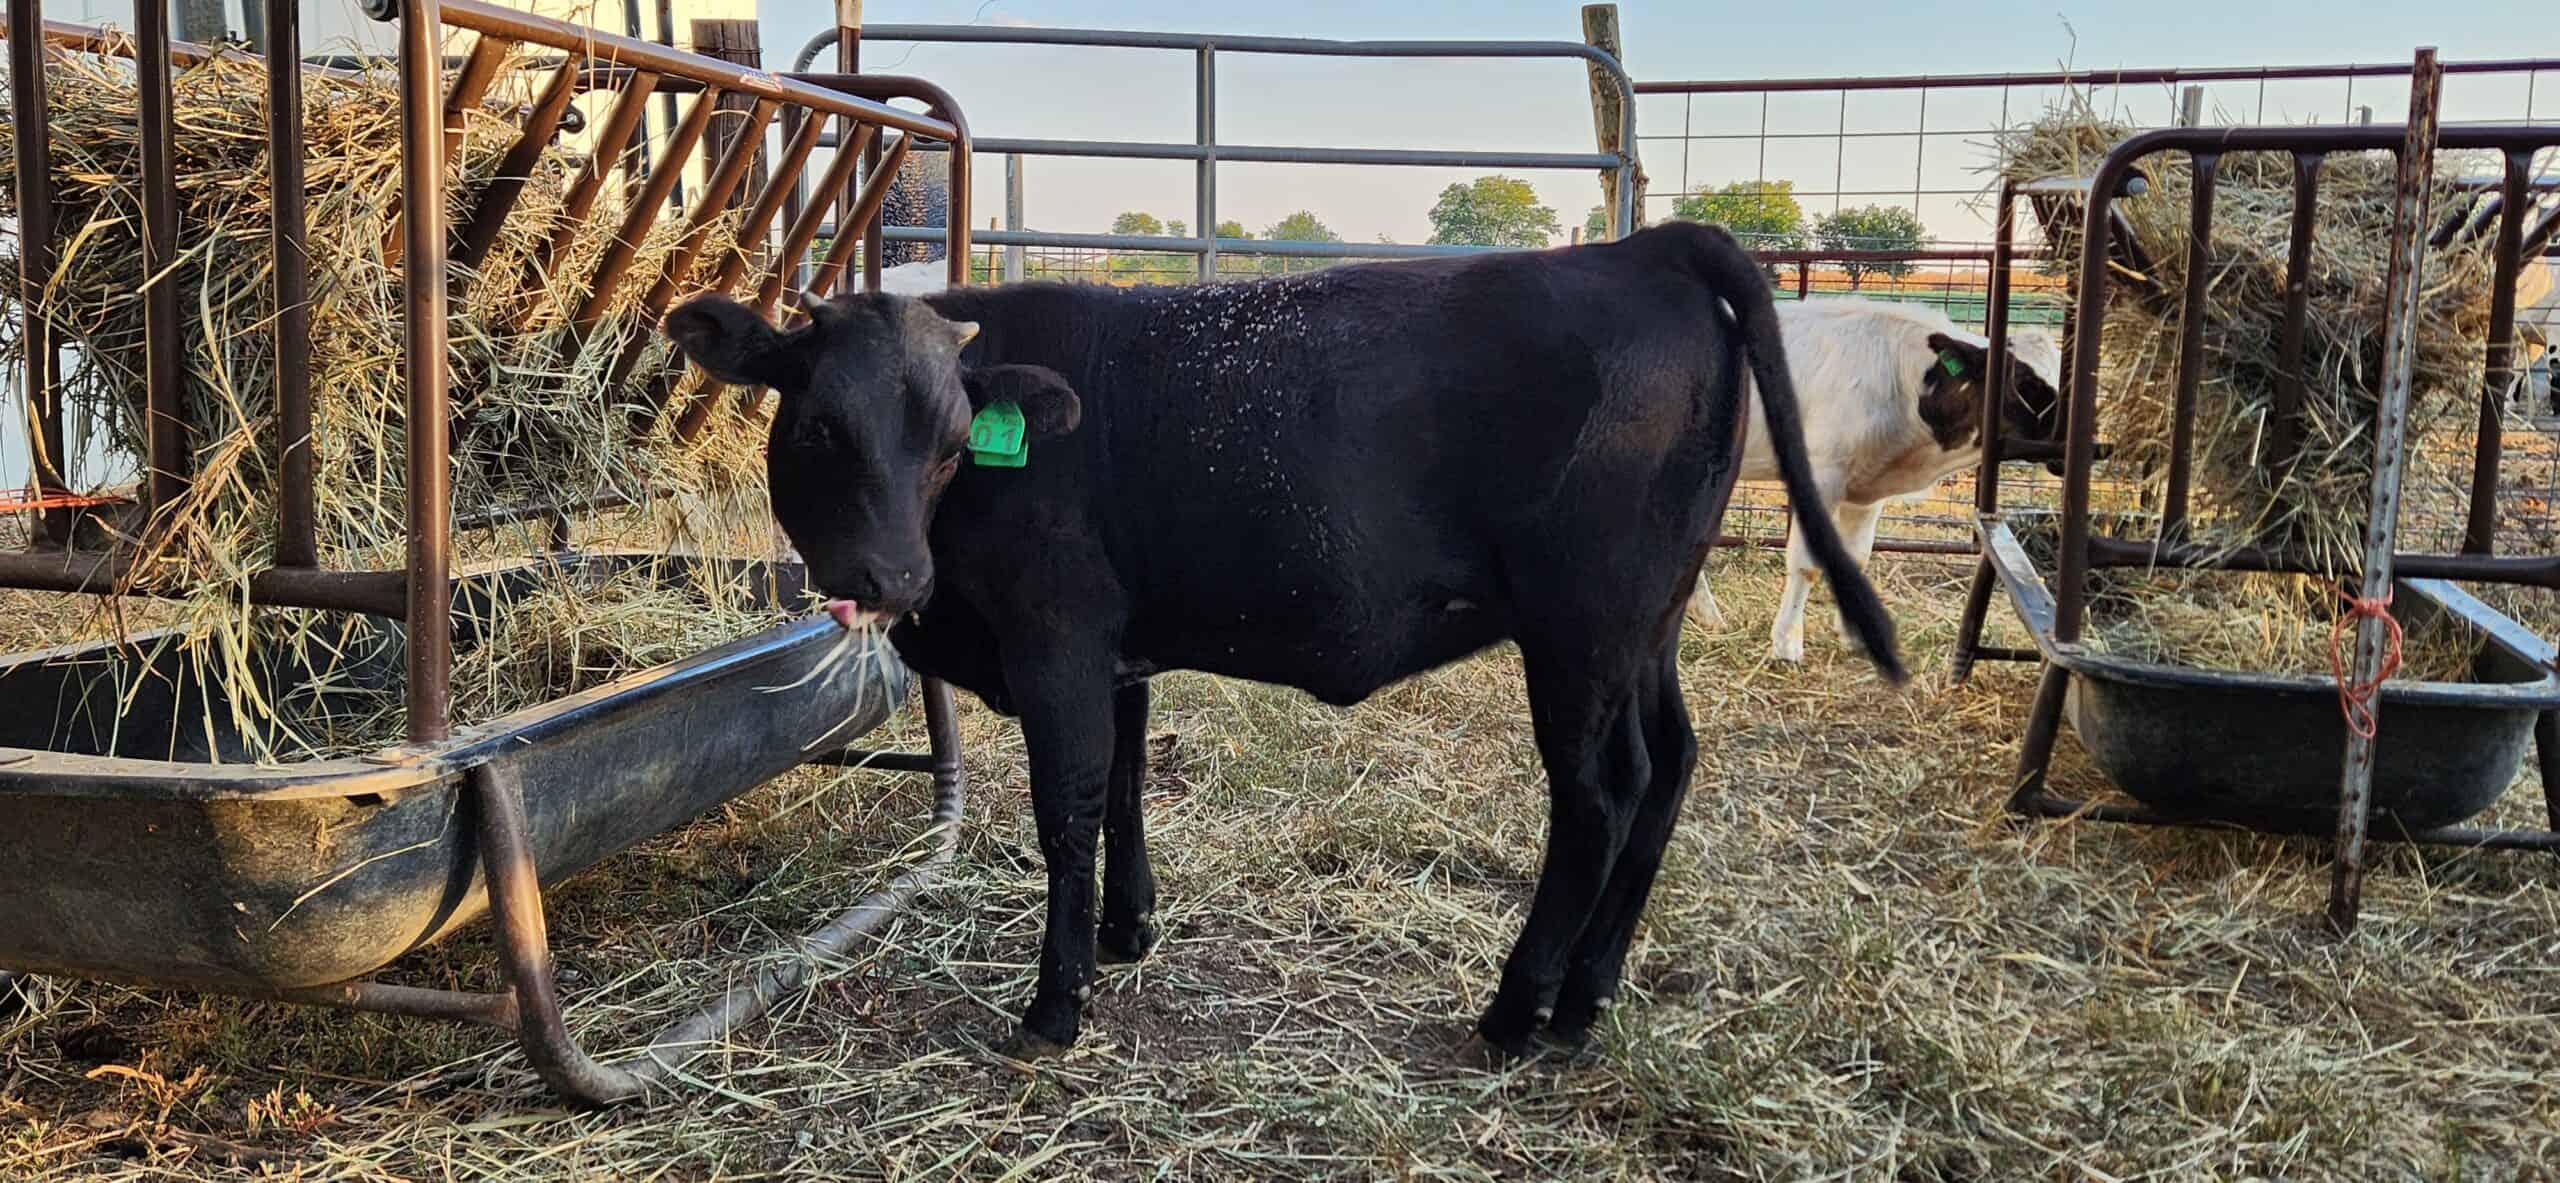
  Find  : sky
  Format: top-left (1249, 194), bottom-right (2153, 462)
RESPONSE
top-left (36, 0), bottom-right (2560, 247)
top-left (742, 0), bottom-right (2556, 246)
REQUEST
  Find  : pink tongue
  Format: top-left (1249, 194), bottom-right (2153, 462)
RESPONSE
top-left (825, 600), bottom-right (869, 631)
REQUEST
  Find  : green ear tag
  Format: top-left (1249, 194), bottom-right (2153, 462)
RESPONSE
top-left (968, 402), bottom-right (1028, 468)
top-left (1938, 351), bottom-right (1966, 378)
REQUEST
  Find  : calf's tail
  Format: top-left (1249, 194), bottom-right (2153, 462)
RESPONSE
top-left (1676, 223), bottom-right (1904, 682)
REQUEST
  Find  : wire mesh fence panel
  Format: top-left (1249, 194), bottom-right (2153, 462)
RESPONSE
top-left (1636, 60), bottom-right (2560, 558)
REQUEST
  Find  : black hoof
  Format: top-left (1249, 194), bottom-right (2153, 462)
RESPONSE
top-left (995, 1026), bottom-right (1073, 1064)
top-left (1453, 1031), bottom-right (1524, 1070)
top-left (1543, 994), bottom-right (1613, 1051)
top-left (1472, 1006), bottom-right (1542, 1062)
top-left (1096, 920), bottom-right (1160, 965)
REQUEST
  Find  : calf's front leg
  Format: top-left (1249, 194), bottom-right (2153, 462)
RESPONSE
top-left (1097, 679), bottom-right (1160, 964)
top-left (1004, 645), bottom-right (1120, 1056)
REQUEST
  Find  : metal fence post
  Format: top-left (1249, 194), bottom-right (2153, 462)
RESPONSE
top-left (1004, 153), bottom-right (1026, 281)
top-left (1196, 45), bottom-right (1218, 279)
top-left (2328, 48), bottom-right (2442, 934)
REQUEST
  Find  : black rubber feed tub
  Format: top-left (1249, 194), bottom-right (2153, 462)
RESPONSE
top-left (1984, 516), bottom-right (2560, 831)
top-left (0, 551), bottom-right (907, 992)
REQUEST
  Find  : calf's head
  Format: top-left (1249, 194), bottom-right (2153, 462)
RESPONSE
top-left (662, 290), bottom-right (1078, 622)
top-left (1915, 328), bottom-right (2066, 473)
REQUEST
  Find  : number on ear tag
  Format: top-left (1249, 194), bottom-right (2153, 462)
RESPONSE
top-left (969, 402), bottom-right (1028, 468)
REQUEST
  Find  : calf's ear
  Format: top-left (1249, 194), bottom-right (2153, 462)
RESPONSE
top-left (664, 294), bottom-right (800, 390)
top-left (1924, 333), bottom-right (1989, 381)
top-left (963, 364), bottom-right (1082, 437)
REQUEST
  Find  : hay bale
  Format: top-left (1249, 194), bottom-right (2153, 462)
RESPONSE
top-left (2000, 101), bottom-right (2500, 564)
top-left (0, 38), bottom-right (791, 757)
top-left (1997, 98), bottom-right (2504, 675)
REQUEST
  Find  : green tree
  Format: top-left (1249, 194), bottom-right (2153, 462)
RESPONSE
top-left (1215, 220), bottom-right (1248, 240)
top-left (1812, 204), bottom-right (1930, 288)
top-left (1257, 211), bottom-right (1341, 274)
top-left (1166, 219), bottom-right (1189, 238)
top-left (1585, 205), bottom-right (1609, 241)
top-left (1670, 181), bottom-right (1808, 252)
top-left (1106, 211), bottom-right (1182, 282)
top-left (1425, 175), bottom-right (1564, 248)
top-left (1265, 211), bottom-right (1340, 243)
top-left (1110, 211), bottom-right (1166, 237)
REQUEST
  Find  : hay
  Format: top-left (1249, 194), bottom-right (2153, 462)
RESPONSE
top-left (0, 36), bottom-right (786, 757)
top-left (5, 552), bottom-right (2557, 1179)
top-left (1996, 97), bottom-right (2508, 676)
top-left (2014, 512), bottom-right (2482, 680)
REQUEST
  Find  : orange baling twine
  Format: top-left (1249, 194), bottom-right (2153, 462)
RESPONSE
top-left (2328, 585), bottom-right (2404, 740)
top-left (0, 491), bottom-right (125, 514)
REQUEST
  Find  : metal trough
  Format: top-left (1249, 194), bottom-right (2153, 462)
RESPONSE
top-left (0, 551), bottom-right (969, 1106)
top-left (1948, 94), bottom-right (2560, 910)
top-left (0, 553), bottom-right (907, 991)
top-left (0, 2), bottom-right (980, 1104)
top-left (1979, 516), bottom-right (2560, 843)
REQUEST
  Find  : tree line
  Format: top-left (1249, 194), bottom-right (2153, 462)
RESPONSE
top-left (1101, 174), bottom-right (1930, 286)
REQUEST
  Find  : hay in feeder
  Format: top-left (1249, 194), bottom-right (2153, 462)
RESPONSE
top-left (0, 36), bottom-right (800, 758)
top-left (1996, 97), bottom-right (2508, 677)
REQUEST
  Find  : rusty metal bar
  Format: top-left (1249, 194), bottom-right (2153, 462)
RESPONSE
top-left (441, 34), bottom-right (508, 160)
top-left (668, 118), bottom-right (874, 441)
top-left (684, 96), bottom-right (782, 234)
top-left (1959, 182), bottom-right (2018, 701)
top-left (433, 0), bottom-right (952, 139)
top-left (2012, 791), bottom-right (2560, 853)
top-left (1977, 181), bottom-right (2017, 513)
top-left (2464, 148), bottom-right (2531, 556)
top-left (2162, 150), bottom-right (2220, 539)
top-left (2049, 146), bottom-right (2144, 644)
top-left (618, 104), bottom-right (816, 419)
top-left (10, 0), bottom-right (66, 547)
top-left (571, 88), bottom-right (723, 331)
top-left (595, 94), bottom-right (781, 393)
top-left (268, 0), bottom-right (316, 568)
top-left (701, 111), bottom-right (829, 294)
top-left (1633, 56), bottom-right (2560, 95)
top-left (940, 92), bottom-right (973, 288)
top-left (452, 57), bottom-right (583, 273)
top-left (2330, 48), bottom-right (2442, 935)
top-left (838, 9), bottom-right (881, 294)
top-left (271, 980), bottom-right (519, 1029)
top-left (2008, 664), bottom-right (2072, 812)
top-left (526, 73), bottom-right (660, 289)
top-left (2271, 151), bottom-right (2324, 474)
top-left (806, 132), bottom-right (910, 297)
top-left (754, 121), bottom-right (873, 309)
top-left (472, 762), bottom-right (647, 1105)
top-left (0, 550), bottom-right (409, 615)
top-left (401, 0), bottom-right (455, 743)
top-left (135, 0), bottom-right (187, 512)
top-left (2084, 535), bottom-right (2560, 588)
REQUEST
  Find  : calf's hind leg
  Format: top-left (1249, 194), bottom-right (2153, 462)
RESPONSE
top-left (1831, 500), bottom-right (1884, 653)
top-left (1097, 679), bottom-right (1161, 964)
top-left (1476, 639), bottom-right (1655, 1057)
top-left (1548, 646), bottom-right (1696, 1046)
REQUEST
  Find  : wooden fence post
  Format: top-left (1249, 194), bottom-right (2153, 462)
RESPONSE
top-left (691, 18), bottom-right (767, 210)
top-left (1582, 4), bottom-right (1645, 238)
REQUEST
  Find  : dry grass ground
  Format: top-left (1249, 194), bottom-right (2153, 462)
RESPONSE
top-left (4, 545), bottom-right (2558, 1181)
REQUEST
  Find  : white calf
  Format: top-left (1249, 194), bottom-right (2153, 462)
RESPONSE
top-left (1689, 297), bottom-right (2062, 662)
top-left (879, 260), bottom-right (953, 295)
